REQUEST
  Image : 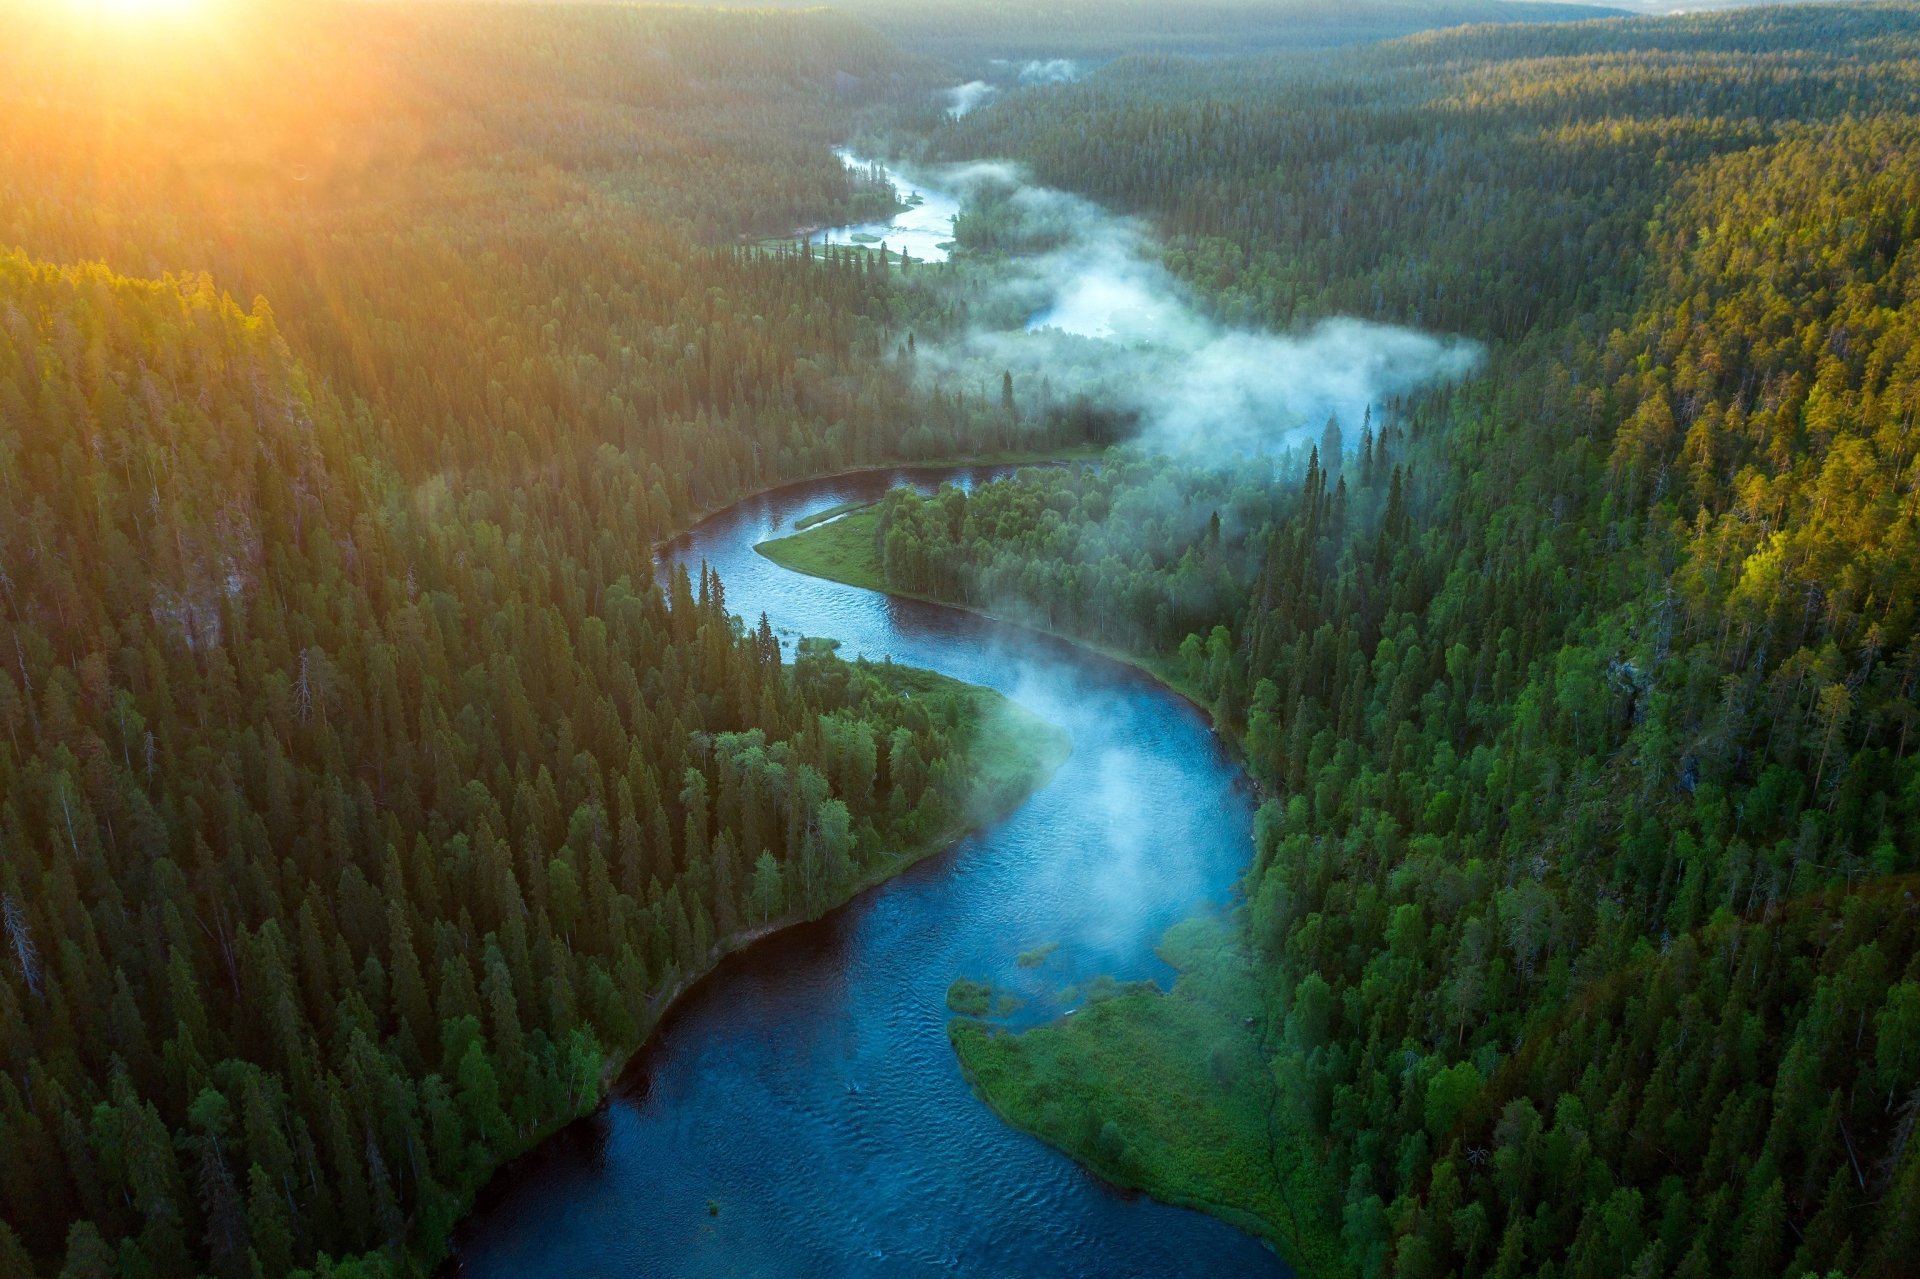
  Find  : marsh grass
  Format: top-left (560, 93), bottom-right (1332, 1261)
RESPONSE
top-left (949, 918), bottom-right (1350, 1277)
top-left (758, 508), bottom-right (889, 590)
top-left (791, 499), bottom-right (876, 531)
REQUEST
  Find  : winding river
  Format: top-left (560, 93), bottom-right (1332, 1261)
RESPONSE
top-left (810, 150), bottom-right (961, 263)
top-left (450, 465), bottom-right (1290, 1276)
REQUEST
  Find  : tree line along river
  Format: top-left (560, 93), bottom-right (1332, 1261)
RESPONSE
top-left (449, 466), bottom-right (1290, 1277)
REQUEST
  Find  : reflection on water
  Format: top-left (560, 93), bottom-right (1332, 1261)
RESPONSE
top-left (449, 466), bottom-right (1289, 1279)
top-left (811, 151), bottom-right (962, 264)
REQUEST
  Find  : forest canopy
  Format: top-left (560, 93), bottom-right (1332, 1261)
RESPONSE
top-left (5, 0), bottom-right (1920, 1276)
top-left (774, 7), bottom-right (1920, 1277)
top-left (0, 5), bottom-right (1070, 1275)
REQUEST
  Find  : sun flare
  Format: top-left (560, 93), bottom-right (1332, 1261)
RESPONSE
top-left (68, 0), bottom-right (200, 20)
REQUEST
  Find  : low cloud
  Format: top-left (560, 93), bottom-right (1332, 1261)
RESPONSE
top-left (990, 58), bottom-right (1085, 86)
top-left (907, 161), bottom-right (1481, 459)
top-left (942, 60), bottom-right (1084, 120)
top-left (944, 81), bottom-right (996, 119)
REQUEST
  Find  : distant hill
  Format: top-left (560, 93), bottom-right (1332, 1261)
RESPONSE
top-left (671, 0), bottom-right (1630, 64)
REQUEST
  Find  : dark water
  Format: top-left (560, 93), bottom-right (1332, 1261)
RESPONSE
top-left (450, 467), bottom-right (1290, 1278)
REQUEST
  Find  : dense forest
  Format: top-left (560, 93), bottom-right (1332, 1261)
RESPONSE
top-left (687, 0), bottom-right (1624, 62)
top-left (9, 0), bottom-right (1920, 1276)
top-left (0, 240), bottom-right (1070, 1277)
top-left (0, 6), bottom-right (1079, 1276)
top-left (0, 0), bottom-right (1094, 525)
top-left (777, 7), bottom-right (1920, 1277)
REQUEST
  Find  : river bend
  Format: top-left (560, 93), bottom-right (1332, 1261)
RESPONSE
top-left (451, 466), bottom-right (1289, 1278)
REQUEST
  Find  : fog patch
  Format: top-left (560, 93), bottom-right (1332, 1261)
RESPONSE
top-left (910, 160), bottom-right (1480, 458)
top-left (990, 58), bottom-right (1084, 86)
top-left (989, 651), bottom-right (1221, 964)
top-left (944, 81), bottom-right (996, 119)
top-left (943, 60), bottom-right (1082, 120)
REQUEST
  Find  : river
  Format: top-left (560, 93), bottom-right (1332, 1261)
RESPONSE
top-left (810, 151), bottom-right (961, 263)
top-left (449, 465), bottom-right (1290, 1276)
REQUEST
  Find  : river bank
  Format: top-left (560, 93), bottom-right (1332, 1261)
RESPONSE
top-left (749, 489), bottom-right (1339, 1274)
top-left (666, 443), bottom-right (1109, 545)
top-left (431, 662), bottom-right (1067, 1274)
top-left (949, 918), bottom-right (1350, 1278)
top-left (754, 503), bottom-right (1264, 771)
top-left (607, 667), bottom-right (1072, 1085)
top-left (454, 463), bottom-right (1286, 1278)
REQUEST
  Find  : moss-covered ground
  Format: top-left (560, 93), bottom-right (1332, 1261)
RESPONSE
top-left (758, 507), bottom-right (890, 589)
top-left (760, 485), bottom-right (1341, 1272)
top-left (791, 499), bottom-right (876, 531)
top-left (949, 918), bottom-right (1352, 1278)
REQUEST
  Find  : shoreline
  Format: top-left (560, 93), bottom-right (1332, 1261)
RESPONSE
top-left (658, 443), bottom-right (1107, 557)
top-left (951, 1042), bottom-right (1292, 1249)
top-left (432, 497), bottom-right (1079, 1274)
top-left (753, 505), bottom-right (1267, 784)
top-left (598, 681), bottom-right (1072, 1089)
top-left (444, 697), bottom-right (1069, 1273)
top-left (751, 492), bottom-right (1323, 1268)
top-left (946, 1036), bottom-right (1325, 1272)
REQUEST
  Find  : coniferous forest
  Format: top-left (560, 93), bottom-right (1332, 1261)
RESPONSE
top-left (775, 5), bottom-right (1920, 1277)
top-left (3, 1), bottom-right (1919, 1278)
top-left (0, 6), bottom-right (1069, 1274)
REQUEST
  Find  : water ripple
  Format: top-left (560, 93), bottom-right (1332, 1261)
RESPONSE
top-left (452, 467), bottom-right (1290, 1278)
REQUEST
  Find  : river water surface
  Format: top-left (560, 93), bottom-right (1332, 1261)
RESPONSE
top-left (811, 151), bottom-right (961, 263)
top-left (449, 473), bottom-right (1290, 1277)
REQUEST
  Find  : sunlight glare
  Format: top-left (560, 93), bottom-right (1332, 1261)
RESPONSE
top-left (68, 0), bottom-right (201, 21)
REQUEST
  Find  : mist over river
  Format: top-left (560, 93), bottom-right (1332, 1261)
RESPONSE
top-left (810, 151), bottom-right (962, 263)
top-left (448, 465), bottom-right (1289, 1277)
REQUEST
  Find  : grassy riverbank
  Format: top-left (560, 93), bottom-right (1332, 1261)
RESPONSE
top-left (673, 444), bottom-right (1107, 537)
top-left (760, 506), bottom-right (891, 587)
top-left (950, 919), bottom-right (1350, 1278)
top-left (756, 506), bottom-right (1212, 718)
top-left (756, 497), bottom-right (1330, 1272)
top-left (792, 499), bottom-right (876, 531)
